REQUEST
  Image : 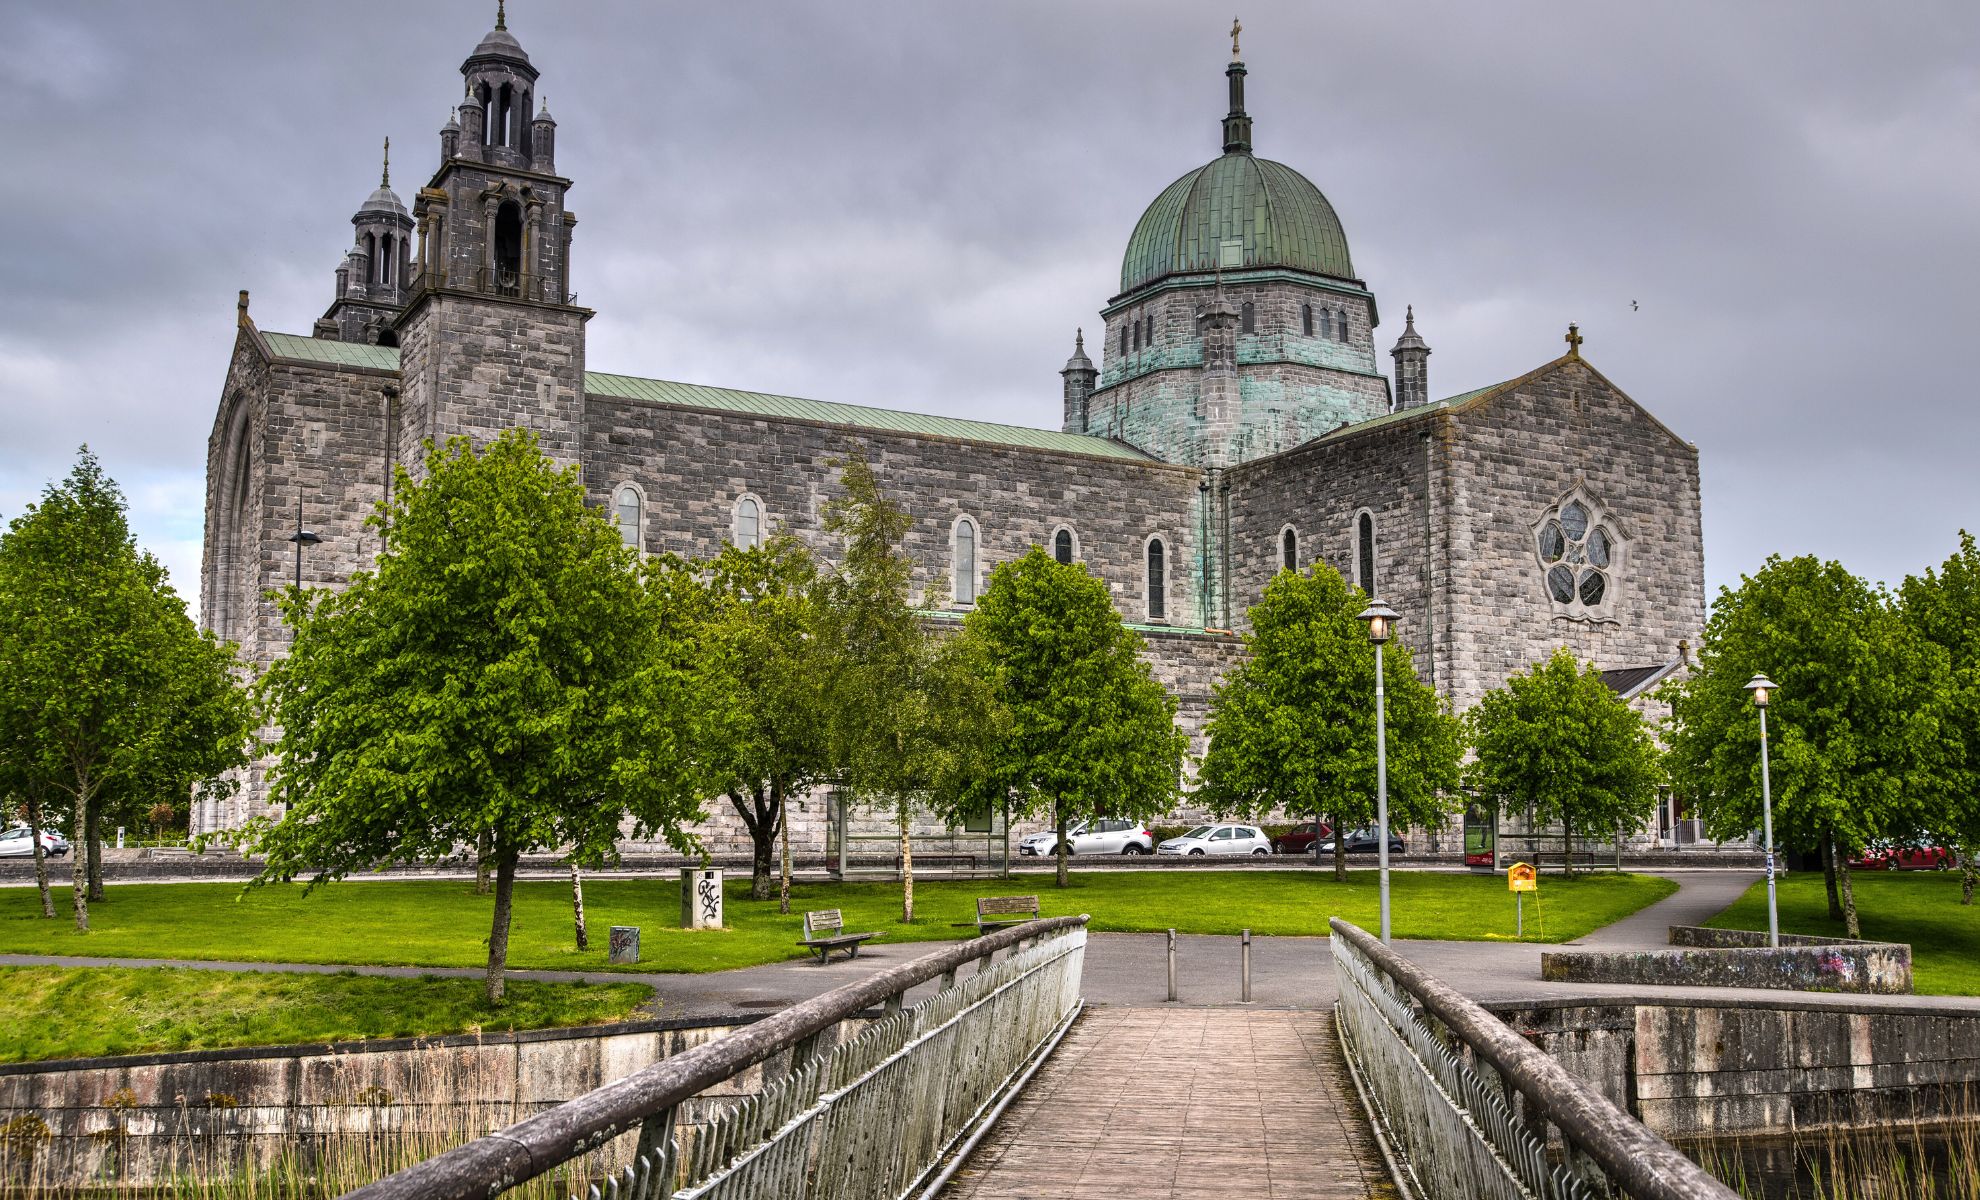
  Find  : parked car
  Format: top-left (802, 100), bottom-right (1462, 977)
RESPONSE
top-left (1156, 824), bottom-right (1273, 856)
top-left (0, 827), bottom-right (70, 859)
top-left (1273, 824), bottom-right (1334, 855)
top-left (1017, 818), bottom-right (1154, 857)
top-left (1317, 828), bottom-right (1406, 856)
top-left (1847, 843), bottom-right (1955, 872)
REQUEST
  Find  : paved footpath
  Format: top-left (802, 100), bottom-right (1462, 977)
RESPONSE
top-left (940, 1007), bottom-right (1396, 1200)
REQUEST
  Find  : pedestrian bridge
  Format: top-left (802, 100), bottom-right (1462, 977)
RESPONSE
top-left (344, 918), bottom-right (1735, 1200)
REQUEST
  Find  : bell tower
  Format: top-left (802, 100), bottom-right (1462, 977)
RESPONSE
top-left (315, 140), bottom-right (415, 344)
top-left (395, 2), bottom-right (589, 473)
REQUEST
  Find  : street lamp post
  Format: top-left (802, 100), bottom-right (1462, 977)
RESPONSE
top-left (1358, 599), bottom-right (1400, 944)
top-left (287, 488), bottom-right (321, 592)
top-left (1746, 674), bottom-right (1780, 948)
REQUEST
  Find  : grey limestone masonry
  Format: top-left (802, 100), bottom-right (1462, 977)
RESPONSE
top-left (395, 292), bottom-right (588, 472)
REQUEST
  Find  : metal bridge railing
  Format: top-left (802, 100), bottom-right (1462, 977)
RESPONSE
top-left (1330, 918), bottom-right (1736, 1200)
top-left (343, 916), bottom-right (1086, 1200)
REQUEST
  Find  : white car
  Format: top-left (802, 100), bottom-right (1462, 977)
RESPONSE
top-left (1156, 824), bottom-right (1272, 856)
top-left (0, 827), bottom-right (70, 859)
top-left (1017, 817), bottom-right (1155, 857)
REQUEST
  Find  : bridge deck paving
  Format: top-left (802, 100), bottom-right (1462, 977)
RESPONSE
top-left (940, 1006), bottom-right (1396, 1200)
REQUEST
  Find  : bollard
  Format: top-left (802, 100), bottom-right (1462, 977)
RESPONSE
top-left (1241, 928), bottom-right (1252, 1003)
top-left (1166, 928), bottom-right (1177, 1002)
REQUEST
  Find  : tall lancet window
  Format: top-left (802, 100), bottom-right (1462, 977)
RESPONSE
top-left (1356, 510), bottom-right (1377, 596)
top-left (614, 485), bottom-right (642, 549)
top-left (953, 516), bottom-right (979, 605)
top-left (1146, 537), bottom-right (1167, 621)
top-left (1281, 527), bottom-right (1299, 573)
top-left (734, 495), bottom-right (762, 550)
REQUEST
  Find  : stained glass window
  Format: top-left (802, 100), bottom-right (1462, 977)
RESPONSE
top-left (1282, 527), bottom-right (1298, 572)
top-left (1578, 569), bottom-right (1606, 606)
top-left (1054, 528), bottom-right (1073, 565)
top-left (1147, 538), bottom-right (1167, 620)
top-left (1534, 495), bottom-right (1618, 616)
top-left (1357, 512), bottom-right (1376, 596)
top-left (1547, 565), bottom-right (1576, 603)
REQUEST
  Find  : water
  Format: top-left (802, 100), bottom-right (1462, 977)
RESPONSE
top-left (1686, 1122), bottom-right (1980, 1200)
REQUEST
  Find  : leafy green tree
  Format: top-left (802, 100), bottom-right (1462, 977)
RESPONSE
top-left (0, 449), bottom-right (252, 930)
top-left (959, 549), bottom-right (1186, 888)
top-left (1900, 531), bottom-right (1980, 904)
top-left (1198, 566), bottom-right (1461, 880)
top-left (816, 453), bottom-right (998, 920)
top-left (245, 431), bottom-right (723, 1002)
top-left (1661, 555), bottom-right (1953, 936)
top-left (705, 534), bottom-right (832, 907)
top-left (1465, 648), bottom-right (1662, 875)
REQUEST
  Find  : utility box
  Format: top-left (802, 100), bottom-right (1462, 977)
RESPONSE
top-left (681, 867), bottom-right (724, 929)
top-left (608, 926), bottom-right (640, 964)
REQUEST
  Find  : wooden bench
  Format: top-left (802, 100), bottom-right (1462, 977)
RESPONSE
top-left (798, 909), bottom-right (880, 964)
top-left (951, 895), bottom-right (1040, 936)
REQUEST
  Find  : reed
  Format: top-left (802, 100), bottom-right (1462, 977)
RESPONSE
top-left (1686, 1113), bottom-right (1980, 1200)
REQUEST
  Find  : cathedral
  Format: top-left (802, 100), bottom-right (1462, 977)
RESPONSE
top-left (198, 11), bottom-right (1706, 845)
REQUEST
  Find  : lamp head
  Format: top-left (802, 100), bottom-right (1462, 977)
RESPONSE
top-left (289, 530), bottom-right (323, 548)
top-left (1357, 598), bottom-right (1400, 645)
top-left (1745, 673), bottom-right (1777, 709)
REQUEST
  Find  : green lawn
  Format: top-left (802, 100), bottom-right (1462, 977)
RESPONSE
top-left (0, 966), bottom-right (652, 1063)
top-left (1706, 871), bottom-right (1980, 996)
top-left (0, 870), bottom-right (1675, 974)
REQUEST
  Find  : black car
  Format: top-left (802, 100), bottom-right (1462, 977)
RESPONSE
top-left (1317, 829), bottom-right (1405, 855)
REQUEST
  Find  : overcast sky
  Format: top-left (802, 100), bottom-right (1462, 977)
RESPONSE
top-left (4, 1), bottom-right (1976, 618)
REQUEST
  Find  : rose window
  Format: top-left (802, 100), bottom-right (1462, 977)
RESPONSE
top-left (1533, 494), bottom-right (1621, 619)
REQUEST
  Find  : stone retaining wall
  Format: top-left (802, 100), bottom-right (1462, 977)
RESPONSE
top-left (1493, 997), bottom-right (1980, 1138)
top-left (1539, 927), bottom-right (1911, 995)
top-left (0, 1014), bottom-right (856, 1188)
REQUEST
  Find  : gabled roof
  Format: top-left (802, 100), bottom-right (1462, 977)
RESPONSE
top-left (255, 332), bottom-right (1155, 463)
top-left (1600, 659), bottom-right (1685, 702)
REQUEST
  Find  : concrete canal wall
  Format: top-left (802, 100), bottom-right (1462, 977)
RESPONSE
top-left (1493, 997), bottom-right (1980, 1139)
top-left (1539, 926), bottom-right (1912, 995)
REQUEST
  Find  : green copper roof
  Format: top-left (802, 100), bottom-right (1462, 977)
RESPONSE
top-left (1120, 154), bottom-right (1355, 294)
top-left (586, 372), bottom-right (1150, 461)
top-left (257, 332), bottom-right (1150, 462)
top-left (261, 331), bottom-right (399, 369)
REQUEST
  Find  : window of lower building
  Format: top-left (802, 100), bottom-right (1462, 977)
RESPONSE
top-left (1146, 537), bottom-right (1167, 621)
top-left (1356, 510), bottom-right (1376, 596)
top-left (734, 495), bottom-right (762, 550)
top-left (954, 516), bottom-right (979, 605)
top-left (614, 485), bottom-right (642, 549)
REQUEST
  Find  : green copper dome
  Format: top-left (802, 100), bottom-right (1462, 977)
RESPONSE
top-left (1120, 154), bottom-right (1356, 295)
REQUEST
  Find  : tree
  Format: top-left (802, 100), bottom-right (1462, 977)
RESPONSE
top-left (1465, 648), bottom-right (1663, 875)
top-left (816, 454), bottom-right (997, 920)
top-left (1900, 531), bottom-right (1980, 905)
top-left (1662, 555), bottom-right (1953, 936)
top-left (245, 430), bottom-right (723, 1003)
top-left (1197, 567), bottom-right (1461, 881)
top-left (0, 449), bottom-right (252, 931)
top-left (705, 535), bottom-right (832, 906)
top-left (959, 549), bottom-right (1186, 888)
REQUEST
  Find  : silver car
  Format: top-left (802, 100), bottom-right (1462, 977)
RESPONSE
top-left (0, 827), bottom-right (69, 858)
top-left (1156, 824), bottom-right (1272, 856)
top-left (1017, 817), bottom-right (1154, 856)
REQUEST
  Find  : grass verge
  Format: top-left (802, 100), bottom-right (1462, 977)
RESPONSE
top-left (0, 870), bottom-right (1675, 975)
top-left (0, 965), bottom-right (653, 1062)
top-left (1705, 870), bottom-right (1980, 995)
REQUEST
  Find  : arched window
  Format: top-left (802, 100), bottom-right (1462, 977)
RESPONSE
top-left (1131, 319), bottom-right (1141, 352)
top-left (380, 233), bottom-right (394, 286)
top-left (1144, 315), bottom-right (1155, 346)
top-left (953, 517), bottom-right (979, 605)
top-left (1302, 305), bottom-right (1314, 336)
top-left (1336, 310), bottom-right (1350, 341)
top-left (1281, 526), bottom-right (1298, 573)
top-left (1053, 527), bottom-right (1075, 565)
top-left (1120, 325), bottom-right (1129, 357)
top-left (733, 495), bottom-right (762, 550)
top-left (496, 83), bottom-right (514, 147)
top-left (494, 200), bottom-right (523, 293)
top-left (614, 485), bottom-right (642, 549)
top-left (1320, 308), bottom-right (1333, 339)
top-left (1240, 302), bottom-right (1255, 334)
top-left (1356, 510), bottom-right (1377, 596)
top-left (1146, 537), bottom-right (1167, 621)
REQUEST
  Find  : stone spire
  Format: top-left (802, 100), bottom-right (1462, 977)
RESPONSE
top-left (380, 136), bottom-right (390, 188)
top-left (1390, 305), bottom-right (1432, 410)
top-left (1060, 328), bottom-right (1098, 435)
top-left (1222, 19), bottom-right (1253, 154)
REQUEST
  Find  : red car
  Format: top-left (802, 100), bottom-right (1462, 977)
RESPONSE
top-left (1848, 844), bottom-right (1957, 872)
top-left (1273, 824), bottom-right (1334, 855)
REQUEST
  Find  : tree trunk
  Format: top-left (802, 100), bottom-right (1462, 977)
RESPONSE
top-left (900, 802), bottom-right (915, 922)
top-left (475, 830), bottom-right (492, 895)
top-left (1332, 811), bottom-right (1347, 883)
top-left (778, 781), bottom-right (793, 916)
top-left (1836, 847), bottom-right (1860, 940)
top-left (70, 794), bottom-right (89, 933)
top-left (1821, 829), bottom-right (1843, 921)
top-left (569, 860), bottom-right (588, 952)
top-left (485, 848), bottom-right (518, 1005)
top-left (731, 785), bottom-right (779, 902)
top-left (1561, 816), bottom-right (1575, 877)
top-left (1312, 809), bottom-right (1324, 867)
top-left (1962, 848), bottom-right (1976, 907)
top-left (1054, 804), bottom-right (1069, 889)
top-left (27, 792), bottom-right (54, 919)
top-left (86, 803), bottom-right (104, 902)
